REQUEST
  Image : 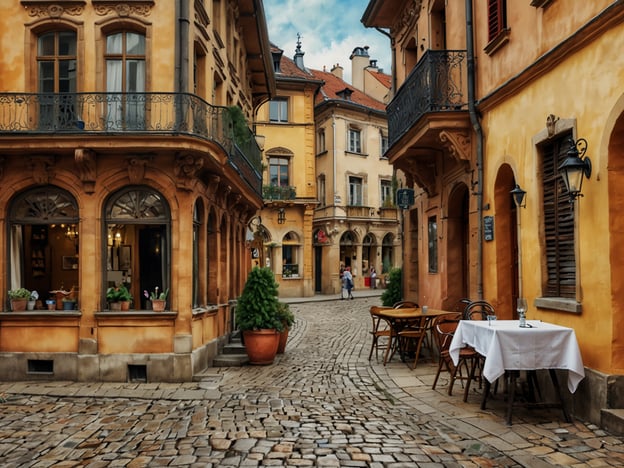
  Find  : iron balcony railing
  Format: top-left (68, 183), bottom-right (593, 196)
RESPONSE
top-left (387, 50), bottom-right (468, 149)
top-left (0, 92), bottom-right (262, 196)
top-left (263, 185), bottom-right (297, 201)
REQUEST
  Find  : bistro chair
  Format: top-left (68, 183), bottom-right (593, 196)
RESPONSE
top-left (431, 312), bottom-right (482, 402)
top-left (368, 306), bottom-right (393, 362)
top-left (397, 315), bottom-right (431, 369)
top-left (392, 300), bottom-right (419, 309)
top-left (463, 300), bottom-right (495, 320)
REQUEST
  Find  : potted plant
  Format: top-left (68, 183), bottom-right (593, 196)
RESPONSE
top-left (27, 290), bottom-right (39, 311)
top-left (144, 287), bottom-right (168, 312)
top-left (107, 285), bottom-right (132, 311)
top-left (8, 287), bottom-right (30, 311)
top-left (62, 297), bottom-right (77, 311)
top-left (236, 267), bottom-right (283, 364)
top-left (381, 267), bottom-right (402, 307)
top-left (276, 301), bottom-right (295, 354)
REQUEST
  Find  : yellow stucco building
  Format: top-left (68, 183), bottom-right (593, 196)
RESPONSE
top-left (364, 0), bottom-right (624, 428)
top-left (0, 1), bottom-right (275, 381)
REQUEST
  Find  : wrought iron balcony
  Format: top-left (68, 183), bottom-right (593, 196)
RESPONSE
top-left (263, 185), bottom-right (297, 201)
top-left (387, 50), bottom-right (468, 149)
top-left (0, 92), bottom-right (262, 195)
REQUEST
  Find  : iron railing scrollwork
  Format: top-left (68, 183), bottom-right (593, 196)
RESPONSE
top-left (0, 92), bottom-right (262, 196)
top-left (387, 50), bottom-right (468, 148)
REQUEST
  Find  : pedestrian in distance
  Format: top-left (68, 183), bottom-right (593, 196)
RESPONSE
top-left (370, 266), bottom-right (377, 289)
top-left (343, 266), bottom-right (354, 300)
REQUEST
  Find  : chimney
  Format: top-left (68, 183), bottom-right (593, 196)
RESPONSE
top-left (350, 45), bottom-right (370, 90)
top-left (330, 63), bottom-right (343, 80)
top-left (293, 33), bottom-right (305, 70)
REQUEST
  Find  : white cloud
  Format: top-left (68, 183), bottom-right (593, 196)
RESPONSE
top-left (264, 0), bottom-right (391, 83)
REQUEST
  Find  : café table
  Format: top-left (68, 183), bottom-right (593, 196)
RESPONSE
top-left (449, 319), bottom-right (585, 425)
top-left (374, 307), bottom-right (449, 366)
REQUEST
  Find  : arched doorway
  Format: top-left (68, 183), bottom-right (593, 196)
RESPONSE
top-left (446, 183), bottom-right (469, 307)
top-left (339, 231), bottom-right (357, 269)
top-left (494, 164), bottom-right (519, 319)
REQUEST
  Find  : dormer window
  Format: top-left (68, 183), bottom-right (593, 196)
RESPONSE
top-left (271, 49), bottom-right (283, 73)
top-left (336, 88), bottom-right (353, 101)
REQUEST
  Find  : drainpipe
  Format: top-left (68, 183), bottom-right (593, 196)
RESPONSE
top-left (465, 0), bottom-right (484, 300)
top-left (177, 0), bottom-right (190, 93)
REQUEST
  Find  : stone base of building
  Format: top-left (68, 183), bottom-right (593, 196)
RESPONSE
top-left (0, 336), bottom-right (227, 382)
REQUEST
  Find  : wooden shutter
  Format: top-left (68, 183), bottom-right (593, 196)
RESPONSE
top-left (542, 134), bottom-right (576, 298)
top-left (487, 0), bottom-right (506, 43)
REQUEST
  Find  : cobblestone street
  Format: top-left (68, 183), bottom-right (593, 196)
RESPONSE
top-left (1, 296), bottom-right (624, 466)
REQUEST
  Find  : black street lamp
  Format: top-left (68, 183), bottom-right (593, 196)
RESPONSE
top-left (510, 184), bottom-right (526, 209)
top-left (559, 138), bottom-right (592, 203)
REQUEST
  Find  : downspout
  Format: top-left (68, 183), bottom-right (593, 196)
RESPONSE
top-left (465, 0), bottom-right (484, 299)
top-left (177, 0), bottom-right (190, 93)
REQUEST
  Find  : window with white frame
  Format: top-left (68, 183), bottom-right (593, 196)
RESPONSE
top-left (348, 126), bottom-right (362, 153)
top-left (380, 132), bottom-right (388, 157)
top-left (380, 179), bottom-right (393, 207)
top-left (269, 156), bottom-right (290, 187)
top-left (317, 128), bottom-right (326, 154)
top-left (348, 176), bottom-right (363, 206)
top-left (317, 174), bottom-right (326, 207)
top-left (269, 98), bottom-right (288, 122)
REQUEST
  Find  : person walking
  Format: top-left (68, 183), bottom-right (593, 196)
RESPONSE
top-left (370, 266), bottom-right (377, 289)
top-left (343, 266), bottom-right (354, 300)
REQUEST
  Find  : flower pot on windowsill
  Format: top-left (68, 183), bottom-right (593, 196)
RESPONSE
top-left (46, 300), bottom-right (56, 311)
top-left (120, 300), bottom-right (130, 311)
top-left (109, 302), bottom-right (122, 311)
top-left (62, 300), bottom-right (76, 311)
top-left (151, 299), bottom-right (166, 312)
top-left (10, 298), bottom-right (27, 312)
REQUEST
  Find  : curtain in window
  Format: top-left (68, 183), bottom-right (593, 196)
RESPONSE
top-left (10, 225), bottom-right (23, 290)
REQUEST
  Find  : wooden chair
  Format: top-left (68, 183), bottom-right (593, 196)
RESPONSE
top-left (431, 312), bottom-right (482, 402)
top-left (392, 300), bottom-right (419, 309)
top-left (368, 306), bottom-right (393, 362)
top-left (397, 315), bottom-right (431, 369)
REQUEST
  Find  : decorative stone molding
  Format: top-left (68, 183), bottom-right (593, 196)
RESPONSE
top-left (399, 155), bottom-right (437, 196)
top-left (206, 174), bottom-right (221, 201)
top-left (127, 156), bottom-right (148, 184)
top-left (546, 114), bottom-right (560, 137)
top-left (29, 156), bottom-right (55, 185)
top-left (74, 148), bottom-right (96, 193)
top-left (174, 154), bottom-right (203, 191)
top-left (22, 1), bottom-right (85, 18)
top-left (93, 1), bottom-right (153, 17)
top-left (215, 183), bottom-right (232, 207)
top-left (439, 130), bottom-right (471, 162)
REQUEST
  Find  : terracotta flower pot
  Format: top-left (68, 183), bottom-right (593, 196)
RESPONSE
top-left (242, 329), bottom-right (280, 365)
top-left (120, 301), bottom-right (130, 311)
top-left (110, 302), bottom-right (121, 311)
top-left (277, 327), bottom-right (289, 354)
top-left (11, 298), bottom-right (27, 311)
top-left (151, 299), bottom-right (166, 312)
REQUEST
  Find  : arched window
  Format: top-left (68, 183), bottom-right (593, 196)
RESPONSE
top-left (282, 231), bottom-right (300, 278)
top-left (105, 187), bottom-right (170, 310)
top-left (382, 233), bottom-right (395, 273)
top-left (8, 186), bottom-right (79, 309)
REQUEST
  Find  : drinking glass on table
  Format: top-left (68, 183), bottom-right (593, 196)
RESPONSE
top-left (517, 297), bottom-right (528, 327)
top-left (487, 315), bottom-right (497, 326)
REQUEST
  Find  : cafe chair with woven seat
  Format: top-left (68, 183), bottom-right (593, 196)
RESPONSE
top-left (368, 306), bottom-right (393, 362)
top-left (431, 312), bottom-right (482, 402)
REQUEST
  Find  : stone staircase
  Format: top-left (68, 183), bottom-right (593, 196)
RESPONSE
top-left (211, 332), bottom-right (249, 367)
top-left (601, 409), bottom-right (624, 435)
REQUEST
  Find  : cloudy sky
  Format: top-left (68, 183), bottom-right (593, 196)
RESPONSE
top-left (264, 0), bottom-right (391, 83)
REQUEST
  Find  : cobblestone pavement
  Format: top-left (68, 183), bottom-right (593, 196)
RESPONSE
top-left (1, 296), bottom-right (624, 467)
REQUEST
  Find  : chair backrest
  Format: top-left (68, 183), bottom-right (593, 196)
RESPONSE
top-left (393, 300), bottom-right (419, 309)
top-left (463, 300), bottom-right (495, 320)
top-left (453, 298), bottom-right (472, 312)
top-left (432, 312), bottom-right (461, 353)
top-left (369, 305), bottom-right (392, 332)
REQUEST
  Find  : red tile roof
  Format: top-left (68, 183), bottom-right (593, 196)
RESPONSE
top-left (367, 69), bottom-right (392, 89)
top-left (309, 68), bottom-right (386, 112)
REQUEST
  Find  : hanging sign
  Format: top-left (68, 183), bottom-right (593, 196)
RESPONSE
top-left (396, 188), bottom-right (415, 209)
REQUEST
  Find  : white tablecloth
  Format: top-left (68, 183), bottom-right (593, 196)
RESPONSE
top-left (449, 320), bottom-right (585, 393)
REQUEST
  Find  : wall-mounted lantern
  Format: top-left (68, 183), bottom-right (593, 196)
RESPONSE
top-left (559, 138), bottom-right (592, 203)
top-left (277, 208), bottom-right (286, 224)
top-left (510, 184), bottom-right (526, 208)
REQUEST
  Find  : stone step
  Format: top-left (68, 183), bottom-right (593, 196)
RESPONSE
top-left (212, 353), bottom-right (249, 367)
top-left (601, 409), bottom-right (624, 435)
top-left (221, 341), bottom-right (246, 355)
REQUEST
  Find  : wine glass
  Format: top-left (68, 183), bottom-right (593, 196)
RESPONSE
top-left (517, 297), bottom-right (527, 315)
